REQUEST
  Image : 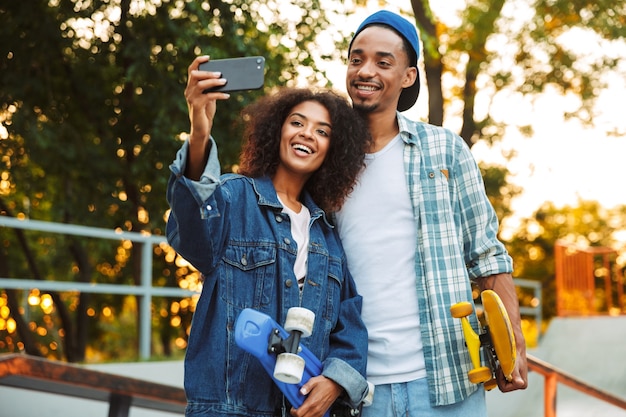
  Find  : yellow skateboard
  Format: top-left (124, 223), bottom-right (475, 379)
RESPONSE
top-left (450, 290), bottom-right (516, 391)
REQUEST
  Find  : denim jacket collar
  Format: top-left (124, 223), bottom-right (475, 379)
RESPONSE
top-left (251, 175), bottom-right (334, 229)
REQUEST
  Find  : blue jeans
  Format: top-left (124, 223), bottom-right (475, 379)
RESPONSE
top-left (362, 378), bottom-right (486, 417)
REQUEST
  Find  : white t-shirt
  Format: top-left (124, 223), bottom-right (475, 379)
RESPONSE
top-left (335, 135), bottom-right (426, 384)
top-left (279, 197), bottom-right (310, 290)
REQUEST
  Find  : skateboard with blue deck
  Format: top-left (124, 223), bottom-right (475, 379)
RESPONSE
top-left (450, 290), bottom-right (517, 391)
top-left (235, 307), bottom-right (372, 416)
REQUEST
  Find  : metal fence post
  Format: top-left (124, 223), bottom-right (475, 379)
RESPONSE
top-left (139, 240), bottom-right (154, 360)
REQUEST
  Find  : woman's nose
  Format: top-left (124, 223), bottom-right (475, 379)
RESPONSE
top-left (299, 124), bottom-right (315, 139)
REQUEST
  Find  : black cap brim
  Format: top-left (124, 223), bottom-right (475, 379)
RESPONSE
top-left (398, 71), bottom-right (420, 112)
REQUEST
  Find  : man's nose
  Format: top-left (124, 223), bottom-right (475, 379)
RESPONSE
top-left (357, 60), bottom-right (376, 78)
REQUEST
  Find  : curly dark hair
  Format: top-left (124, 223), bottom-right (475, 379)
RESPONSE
top-left (238, 88), bottom-right (371, 213)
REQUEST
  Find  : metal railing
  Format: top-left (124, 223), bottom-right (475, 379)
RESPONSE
top-left (1, 217), bottom-right (544, 359)
top-left (0, 216), bottom-right (198, 360)
top-left (528, 353), bottom-right (626, 416)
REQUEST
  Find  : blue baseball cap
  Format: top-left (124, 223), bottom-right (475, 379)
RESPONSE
top-left (349, 10), bottom-right (421, 112)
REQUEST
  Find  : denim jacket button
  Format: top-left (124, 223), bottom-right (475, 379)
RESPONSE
top-left (283, 237), bottom-right (291, 245)
top-left (206, 204), bottom-right (212, 210)
top-left (240, 255), bottom-right (248, 266)
top-left (285, 279), bottom-right (293, 288)
top-left (275, 215), bottom-right (283, 222)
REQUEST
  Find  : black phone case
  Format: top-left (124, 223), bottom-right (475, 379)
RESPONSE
top-left (199, 56), bottom-right (265, 93)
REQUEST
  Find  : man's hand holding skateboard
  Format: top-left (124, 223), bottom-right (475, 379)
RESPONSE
top-left (452, 273), bottom-right (528, 393)
top-left (496, 351), bottom-right (528, 392)
top-left (479, 273), bottom-right (528, 393)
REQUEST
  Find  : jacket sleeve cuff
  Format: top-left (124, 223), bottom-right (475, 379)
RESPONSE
top-left (171, 137), bottom-right (221, 203)
top-left (322, 357), bottom-right (369, 407)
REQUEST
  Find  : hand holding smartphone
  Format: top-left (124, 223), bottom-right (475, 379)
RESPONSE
top-left (199, 56), bottom-right (265, 93)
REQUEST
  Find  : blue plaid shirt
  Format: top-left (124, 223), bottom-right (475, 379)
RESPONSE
top-left (398, 112), bottom-right (513, 405)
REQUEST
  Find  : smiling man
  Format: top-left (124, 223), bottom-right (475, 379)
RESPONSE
top-left (334, 10), bottom-right (528, 417)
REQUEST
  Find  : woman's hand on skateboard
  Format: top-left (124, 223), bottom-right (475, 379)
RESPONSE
top-left (290, 375), bottom-right (342, 417)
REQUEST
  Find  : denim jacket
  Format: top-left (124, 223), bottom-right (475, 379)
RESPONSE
top-left (166, 140), bottom-right (369, 417)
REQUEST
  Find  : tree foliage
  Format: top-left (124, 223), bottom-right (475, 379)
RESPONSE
top-left (410, 0), bottom-right (626, 147)
top-left (0, 0), bottom-right (333, 362)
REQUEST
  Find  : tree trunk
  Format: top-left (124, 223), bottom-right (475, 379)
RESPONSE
top-left (460, 59), bottom-right (479, 148)
top-left (411, 0), bottom-right (445, 125)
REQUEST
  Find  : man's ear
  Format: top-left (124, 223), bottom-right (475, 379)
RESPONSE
top-left (402, 66), bottom-right (418, 89)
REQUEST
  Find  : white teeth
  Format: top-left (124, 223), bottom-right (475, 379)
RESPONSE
top-left (293, 144), bottom-right (313, 154)
top-left (357, 85), bottom-right (378, 91)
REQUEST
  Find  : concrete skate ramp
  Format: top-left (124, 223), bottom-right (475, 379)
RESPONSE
top-left (487, 316), bottom-right (626, 417)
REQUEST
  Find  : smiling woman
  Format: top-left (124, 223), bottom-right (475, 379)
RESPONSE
top-left (237, 88), bottom-right (372, 213)
top-left (166, 57), bottom-right (373, 417)
top-left (275, 101), bottom-right (332, 195)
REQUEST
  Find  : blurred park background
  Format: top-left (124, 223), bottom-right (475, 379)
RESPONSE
top-left (1, 0), bottom-right (625, 394)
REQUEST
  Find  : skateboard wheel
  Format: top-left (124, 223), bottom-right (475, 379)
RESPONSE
top-left (274, 352), bottom-right (305, 384)
top-left (468, 366), bottom-right (492, 384)
top-left (484, 378), bottom-right (498, 391)
top-left (450, 302), bottom-right (473, 318)
top-left (363, 381), bottom-right (375, 407)
top-left (284, 307), bottom-right (315, 338)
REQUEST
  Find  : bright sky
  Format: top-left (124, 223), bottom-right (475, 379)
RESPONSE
top-left (317, 0), bottom-right (626, 224)
top-left (472, 85), bottom-right (626, 220)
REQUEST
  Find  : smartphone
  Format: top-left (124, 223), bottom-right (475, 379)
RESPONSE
top-left (199, 56), bottom-right (265, 93)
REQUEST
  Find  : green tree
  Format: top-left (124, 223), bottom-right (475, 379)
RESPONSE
top-left (410, 0), bottom-right (626, 147)
top-left (0, 0), bottom-right (333, 362)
